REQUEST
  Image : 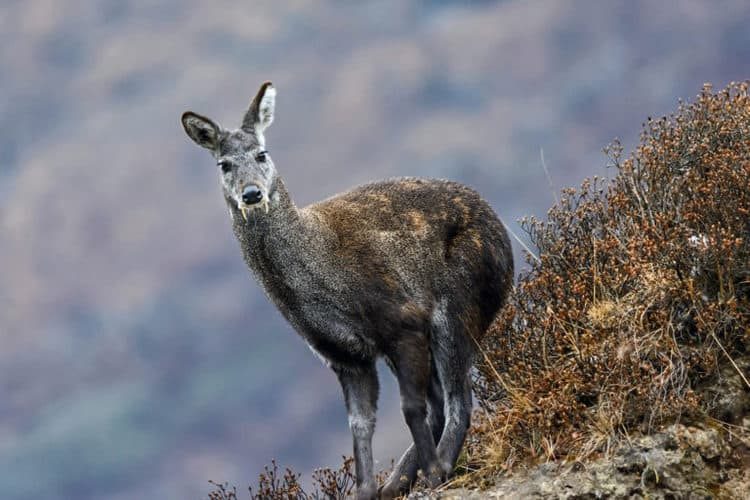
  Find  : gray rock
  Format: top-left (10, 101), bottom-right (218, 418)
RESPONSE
top-left (411, 424), bottom-right (749, 499)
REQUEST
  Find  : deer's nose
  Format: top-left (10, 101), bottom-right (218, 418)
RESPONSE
top-left (242, 185), bottom-right (263, 205)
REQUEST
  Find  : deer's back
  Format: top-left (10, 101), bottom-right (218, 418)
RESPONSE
top-left (304, 177), bottom-right (513, 346)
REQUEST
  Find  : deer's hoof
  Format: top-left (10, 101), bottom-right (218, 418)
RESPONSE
top-left (379, 474), bottom-right (410, 499)
top-left (423, 462), bottom-right (448, 489)
top-left (378, 485), bottom-right (397, 500)
top-left (357, 483), bottom-right (377, 500)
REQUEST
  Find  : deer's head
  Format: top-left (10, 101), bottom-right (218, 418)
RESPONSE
top-left (182, 82), bottom-right (277, 220)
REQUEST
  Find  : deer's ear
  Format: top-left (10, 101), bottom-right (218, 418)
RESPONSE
top-left (242, 81), bottom-right (275, 134)
top-left (181, 111), bottom-right (220, 151)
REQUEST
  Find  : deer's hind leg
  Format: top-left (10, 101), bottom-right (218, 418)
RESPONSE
top-left (432, 310), bottom-right (475, 474)
top-left (381, 331), bottom-right (446, 499)
top-left (380, 357), bottom-right (444, 497)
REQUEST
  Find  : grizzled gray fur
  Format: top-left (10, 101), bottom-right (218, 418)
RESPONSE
top-left (181, 82), bottom-right (514, 500)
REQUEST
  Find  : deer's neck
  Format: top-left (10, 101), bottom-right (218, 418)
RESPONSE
top-left (230, 177), bottom-right (328, 305)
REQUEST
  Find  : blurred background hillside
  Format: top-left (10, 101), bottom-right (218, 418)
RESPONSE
top-left (1, 1), bottom-right (748, 498)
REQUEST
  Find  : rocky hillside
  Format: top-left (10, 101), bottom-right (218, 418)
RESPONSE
top-left (415, 358), bottom-right (750, 499)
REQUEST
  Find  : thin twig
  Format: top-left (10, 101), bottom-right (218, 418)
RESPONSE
top-left (711, 332), bottom-right (750, 389)
top-left (540, 148), bottom-right (559, 204)
top-left (503, 220), bottom-right (540, 263)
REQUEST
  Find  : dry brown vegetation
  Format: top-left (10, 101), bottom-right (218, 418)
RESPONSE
top-left (465, 81), bottom-right (750, 483)
top-left (208, 457), bottom-right (359, 500)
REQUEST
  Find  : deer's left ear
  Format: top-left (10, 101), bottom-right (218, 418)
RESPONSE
top-left (242, 81), bottom-right (275, 134)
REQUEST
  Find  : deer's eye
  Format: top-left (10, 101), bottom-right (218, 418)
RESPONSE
top-left (218, 159), bottom-right (232, 173)
top-left (255, 151), bottom-right (267, 163)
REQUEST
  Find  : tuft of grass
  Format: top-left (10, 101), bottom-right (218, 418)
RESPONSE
top-left (463, 81), bottom-right (750, 484)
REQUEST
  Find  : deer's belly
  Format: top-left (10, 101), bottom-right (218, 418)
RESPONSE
top-left (283, 301), bottom-right (378, 369)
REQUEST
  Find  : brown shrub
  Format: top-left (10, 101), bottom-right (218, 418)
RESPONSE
top-left (208, 457), bottom-right (357, 500)
top-left (468, 82), bottom-right (750, 478)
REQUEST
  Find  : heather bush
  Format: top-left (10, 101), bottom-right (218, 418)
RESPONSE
top-left (467, 82), bottom-right (750, 478)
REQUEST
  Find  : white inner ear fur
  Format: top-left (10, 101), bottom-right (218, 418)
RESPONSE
top-left (257, 86), bottom-right (275, 131)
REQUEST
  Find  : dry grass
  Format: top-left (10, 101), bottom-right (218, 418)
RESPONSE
top-left (463, 81), bottom-right (750, 484)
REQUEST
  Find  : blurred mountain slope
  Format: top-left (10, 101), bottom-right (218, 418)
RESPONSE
top-left (1, 1), bottom-right (749, 498)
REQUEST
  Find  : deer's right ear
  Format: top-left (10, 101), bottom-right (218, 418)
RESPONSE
top-left (181, 111), bottom-right (220, 151)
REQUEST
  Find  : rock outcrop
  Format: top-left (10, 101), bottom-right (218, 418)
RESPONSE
top-left (413, 357), bottom-right (750, 499)
top-left (413, 423), bottom-right (749, 499)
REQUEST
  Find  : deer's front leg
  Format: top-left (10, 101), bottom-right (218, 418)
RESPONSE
top-left (335, 363), bottom-right (379, 500)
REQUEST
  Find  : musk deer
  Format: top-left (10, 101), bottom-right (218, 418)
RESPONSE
top-left (181, 82), bottom-right (513, 499)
